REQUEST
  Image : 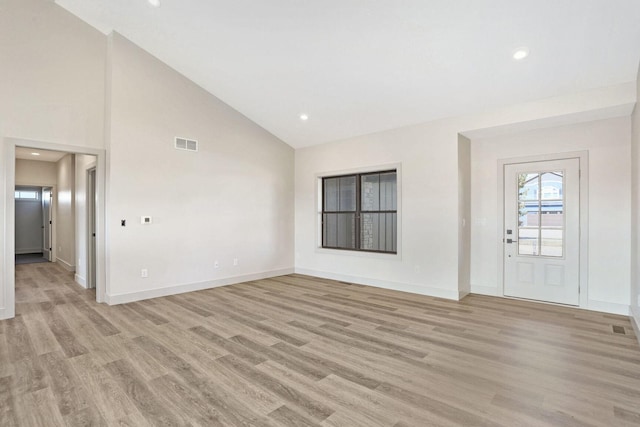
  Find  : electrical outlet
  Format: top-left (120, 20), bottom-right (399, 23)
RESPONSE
top-left (141, 269), bottom-right (148, 278)
top-left (233, 258), bottom-right (238, 266)
top-left (214, 260), bottom-right (219, 269)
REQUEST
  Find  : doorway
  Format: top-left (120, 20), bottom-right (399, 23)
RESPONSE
top-left (2, 138), bottom-right (106, 320)
top-left (502, 157), bottom-right (582, 305)
top-left (14, 186), bottom-right (49, 264)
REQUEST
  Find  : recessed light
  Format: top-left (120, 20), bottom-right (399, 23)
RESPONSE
top-left (299, 113), bottom-right (309, 121)
top-left (513, 47), bottom-right (529, 60)
top-left (31, 152), bottom-right (40, 156)
top-left (148, 0), bottom-right (161, 7)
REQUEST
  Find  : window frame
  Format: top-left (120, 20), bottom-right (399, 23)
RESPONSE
top-left (321, 169), bottom-right (398, 254)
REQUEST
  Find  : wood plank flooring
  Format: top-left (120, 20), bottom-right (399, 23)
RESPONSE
top-left (2, 262), bottom-right (640, 426)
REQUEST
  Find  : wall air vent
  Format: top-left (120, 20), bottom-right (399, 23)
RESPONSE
top-left (175, 137), bottom-right (198, 152)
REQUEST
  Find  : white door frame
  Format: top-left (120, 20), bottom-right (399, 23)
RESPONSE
top-left (497, 150), bottom-right (589, 308)
top-left (3, 138), bottom-right (107, 319)
top-left (42, 186), bottom-right (53, 261)
top-left (86, 165), bottom-right (97, 289)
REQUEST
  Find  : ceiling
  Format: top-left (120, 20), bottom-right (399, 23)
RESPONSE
top-left (15, 147), bottom-right (68, 162)
top-left (54, 0), bottom-right (640, 148)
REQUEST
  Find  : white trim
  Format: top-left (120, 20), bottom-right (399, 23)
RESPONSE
top-left (105, 268), bottom-right (294, 305)
top-left (497, 150), bottom-right (589, 309)
top-left (586, 299), bottom-right (630, 316)
top-left (630, 305), bottom-right (640, 348)
top-left (2, 137), bottom-right (106, 320)
top-left (470, 285), bottom-right (499, 296)
top-left (15, 248), bottom-right (44, 255)
top-left (56, 258), bottom-right (76, 272)
top-left (314, 162), bottom-right (403, 260)
top-left (75, 274), bottom-right (87, 288)
top-left (295, 268), bottom-right (460, 300)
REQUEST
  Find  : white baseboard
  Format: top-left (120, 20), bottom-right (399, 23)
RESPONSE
top-left (56, 258), bottom-right (76, 272)
top-left (0, 306), bottom-right (15, 320)
top-left (294, 268), bottom-right (460, 300)
top-left (75, 274), bottom-right (87, 289)
top-left (16, 248), bottom-right (43, 255)
top-left (105, 268), bottom-right (294, 305)
top-left (586, 299), bottom-right (630, 316)
top-left (470, 285), bottom-right (499, 296)
top-left (630, 305), bottom-right (640, 348)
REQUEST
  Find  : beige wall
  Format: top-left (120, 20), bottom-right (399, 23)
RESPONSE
top-left (15, 159), bottom-right (57, 186)
top-left (55, 154), bottom-right (75, 270)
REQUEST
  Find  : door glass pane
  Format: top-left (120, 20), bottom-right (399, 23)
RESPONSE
top-left (518, 173), bottom-right (539, 201)
top-left (540, 171), bottom-right (563, 200)
top-left (541, 229), bottom-right (563, 257)
top-left (516, 170), bottom-right (564, 258)
top-left (519, 201), bottom-right (539, 227)
top-left (541, 201), bottom-right (563, 227)
top-left (518, 228), bottom-right (539, 255)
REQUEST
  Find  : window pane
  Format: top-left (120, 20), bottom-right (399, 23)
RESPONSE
top-left (380, 172), bottom-right (397, 210)
top-left (518, 173), bottom-right (538, 201)
top-left (324, 178), bottom-right (339, 211)
top-left (324, 176), bottom-right (356, 211)
top-left (361, 213), bottom-right (397, 252)
top-left (518, 228), bottom-right (538, 256)
top-left (541, 201), bottom-right (563, 227)
top-left (339, 176), bottom-right (356, 211)
top-left (541, 171), bottom-right (563, 200)
top-left (541, 229), bottom-right (563, 257)
top-left (361, 174), bottom-right (380, 211)
top-left (323, 213), bottom-right (356, 249)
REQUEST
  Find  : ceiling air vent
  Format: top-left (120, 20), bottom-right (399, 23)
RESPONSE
top-left (175, 137), bottom-right (198, 152)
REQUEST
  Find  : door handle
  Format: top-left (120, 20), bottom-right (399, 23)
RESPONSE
top-left (506, 238), bottom-right (518, 244)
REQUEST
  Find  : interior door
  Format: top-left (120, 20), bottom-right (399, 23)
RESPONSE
top-left (503, 158), bottom-right (580, 305)
top-left (42, 187), bottom-right (52, 261)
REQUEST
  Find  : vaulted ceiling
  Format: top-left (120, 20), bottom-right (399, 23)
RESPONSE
top-left (55, 0), bottom-right (640, 148)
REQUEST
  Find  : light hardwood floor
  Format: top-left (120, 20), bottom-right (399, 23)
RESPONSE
top-left (2, 262), bottom-right (640, 426)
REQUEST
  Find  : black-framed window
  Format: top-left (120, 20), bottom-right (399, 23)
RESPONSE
top-left (322, 170), bottom-right (397, 253)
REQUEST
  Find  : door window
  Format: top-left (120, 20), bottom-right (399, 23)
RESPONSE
top-left (517, 171), bottom-right (564, 257)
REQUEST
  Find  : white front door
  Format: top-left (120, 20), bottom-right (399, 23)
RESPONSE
top-left (504, 158), bottom-right (580, 305)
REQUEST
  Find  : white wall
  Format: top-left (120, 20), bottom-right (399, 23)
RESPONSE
top-left (470, 117), bottom-right (632, 313)
top-left (104, 33), bottom-right (294, 302)
top-left (631, 64), bottom-right (640, 330)
top-left (0, 0), bottom-right (105, 318)
top-left (55, 154), bottom-right (75, 271)
top-left (75, 154), bottom-right (96, 287)
top-left (296, 86), bottom-right (635, 307)
top-left (15, 159), bottom-right (57, 186)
